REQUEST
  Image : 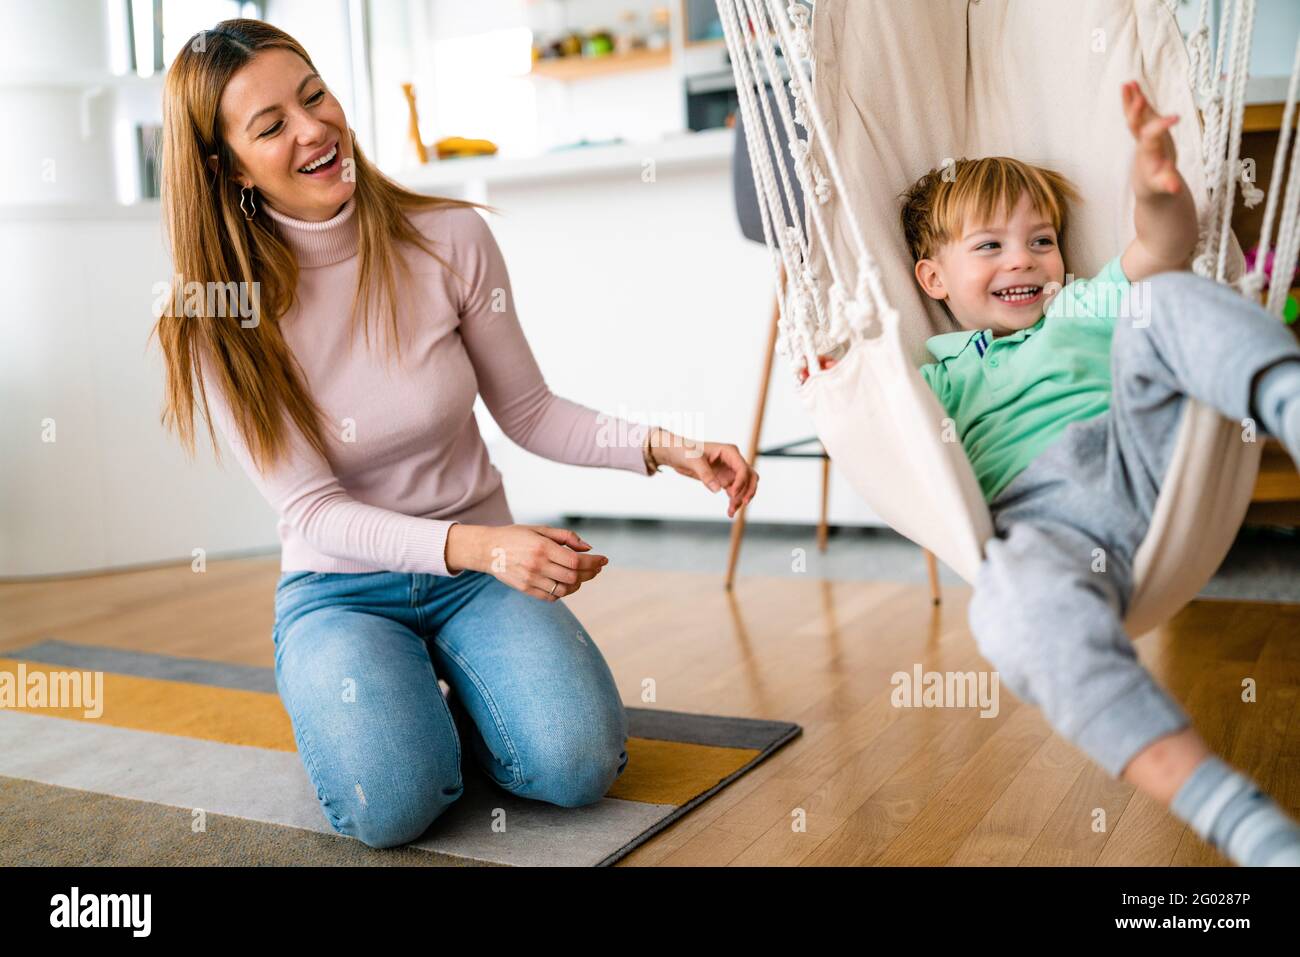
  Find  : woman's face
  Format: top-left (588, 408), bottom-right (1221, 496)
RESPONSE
top-left (215, 47), bottom-right (355, 222)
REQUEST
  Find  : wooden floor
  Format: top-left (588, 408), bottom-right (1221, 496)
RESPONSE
top-left (3, 557), bottom-right (1298, 866)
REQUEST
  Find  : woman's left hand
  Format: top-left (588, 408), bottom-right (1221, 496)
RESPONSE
top-left (649, 428), bottom-right (758, 519)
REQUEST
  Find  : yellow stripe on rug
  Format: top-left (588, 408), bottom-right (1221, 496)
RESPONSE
top-left (1, 657), bottom-right (758, 806)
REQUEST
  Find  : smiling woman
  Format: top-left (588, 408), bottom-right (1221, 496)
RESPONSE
top-left (153, 18), bottom-right (489, 485)
top-left (152, 16), bottom-right (754, 585)
top-left (147, 17), bottom-right (757, 850)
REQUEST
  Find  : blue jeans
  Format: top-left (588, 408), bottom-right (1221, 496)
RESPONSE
top-left (271, 568), bottom-right (630, 849)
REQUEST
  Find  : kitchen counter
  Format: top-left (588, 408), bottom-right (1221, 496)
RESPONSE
top-left (397, 127), bottom-right (735, 190)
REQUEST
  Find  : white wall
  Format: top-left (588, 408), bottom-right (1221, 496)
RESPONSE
top-left (0, 211), bottom-right (282, 578)
top-left (0, 0), bottom-right (118, 204)
top-left (1251, 0), bottom-right (1300, 77)
top-left (1179, 0), bottom-right (1300, 77)
top-left (476, 158), bottom-right (879, 529)
top-left (0, 0), bottom-right (112, 72)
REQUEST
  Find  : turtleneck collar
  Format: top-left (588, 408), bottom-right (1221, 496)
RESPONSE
top-left (263, 196), bottom-right (359, 268)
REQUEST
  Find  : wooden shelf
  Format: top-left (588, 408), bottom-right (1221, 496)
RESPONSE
top-left (1248, 441), bottom-right (1300, 525)
top-left (530, 48), bottom-right (671, 81)
top-left (1196, 102), bottom-right (1297, 133)
top-left (1253, 438), bottom-right (1300, 502)
top-left (1243, 102), bottom-right (1299, 133)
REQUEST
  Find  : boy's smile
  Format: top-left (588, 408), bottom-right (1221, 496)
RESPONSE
top-left (914, 193), bottom-right (1066, 337)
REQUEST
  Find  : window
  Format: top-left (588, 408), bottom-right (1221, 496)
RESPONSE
top-left (124, 0), bottom-right (265, 77)
top-left (429, 27), bottom-right (537, 156)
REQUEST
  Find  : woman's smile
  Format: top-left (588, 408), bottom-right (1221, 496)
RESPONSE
top-left (296, 140), bottom-right (340, 177)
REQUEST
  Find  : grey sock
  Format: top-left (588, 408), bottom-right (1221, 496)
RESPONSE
top-left (1253, 357), bottom-right (1300, 461)
top-left (1170, 755), bottom-right (1300, 866)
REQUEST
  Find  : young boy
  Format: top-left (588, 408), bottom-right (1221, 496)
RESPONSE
top-left (802, 81), bottom-right (1300, 865)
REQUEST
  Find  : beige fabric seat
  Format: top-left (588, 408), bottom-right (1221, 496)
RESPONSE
top-left (789, 0), bottom-right (1259, 636)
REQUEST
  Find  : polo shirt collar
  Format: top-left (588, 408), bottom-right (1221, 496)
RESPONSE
top-left (924, 317), bottom-right (1046, 362)
top-left (926, 329), bottom-right (981, 362)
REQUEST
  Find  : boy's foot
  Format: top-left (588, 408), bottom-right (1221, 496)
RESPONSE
top-left (1254, 357), bottom-right (1300, 465)
top-left (1172, 755), bottom-right (1300, 866)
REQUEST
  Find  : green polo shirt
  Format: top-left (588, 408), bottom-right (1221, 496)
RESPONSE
top-left (919, 256), bottom-right (1132, 503)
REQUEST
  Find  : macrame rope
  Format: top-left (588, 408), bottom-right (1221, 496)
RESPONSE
top-left (723, 0), bottom-right (1300, 379)
top-left (1191, 0), bottom-right (1234, 277)
top-left (1241, 34), bottom-right (1300, 308)
top-left (741, 0), bottom-right (856, 336)
top-left (737, 0), bottom-right (843, 303)
top-left (1213, 0), bottom-right (1256, 282)
top-left (718, 0), bottom-right (820, 366)
top-left (1265, 91), bottom-right (1300, 314)
top-left (759, 0), bottom-right (892, 323)
top-left (717, 0), bottom-right (796, 360)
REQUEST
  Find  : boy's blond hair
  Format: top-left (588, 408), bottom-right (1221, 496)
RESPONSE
top-left (899, 157), bottom-right (1082, 264)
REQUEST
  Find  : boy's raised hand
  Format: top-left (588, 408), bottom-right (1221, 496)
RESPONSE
top-left (1122, 80), bottom-right (1183, 197)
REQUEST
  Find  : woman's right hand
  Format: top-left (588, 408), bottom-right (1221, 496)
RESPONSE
top-left (445, 523), bottom-right (608, 601)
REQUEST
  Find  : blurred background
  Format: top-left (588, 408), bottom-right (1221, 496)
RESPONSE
top-left (3, 0), bottom-right (1300, 593)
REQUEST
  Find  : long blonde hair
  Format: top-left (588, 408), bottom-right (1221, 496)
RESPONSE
top-left (151, 18), bottom-right (493, 474)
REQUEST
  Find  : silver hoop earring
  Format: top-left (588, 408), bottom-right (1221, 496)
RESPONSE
top-left (240, 185), bottom-right (257, 219)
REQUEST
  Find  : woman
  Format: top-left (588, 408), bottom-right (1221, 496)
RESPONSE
top-left (152, 19), bottom-right (758, 849)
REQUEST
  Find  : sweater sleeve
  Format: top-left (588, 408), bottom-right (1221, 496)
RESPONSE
top-left (195, 345), bottom-right (465, 577)
top-left (447, 208), bottom-right (656, 476)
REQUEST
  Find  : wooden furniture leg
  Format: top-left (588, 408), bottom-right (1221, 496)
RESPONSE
top-left (817, 455), bottom-right (830, 552)
top-left (924, 549), bottom-right (941, 605)
top-left (725, 277), bottom-right (782, 591)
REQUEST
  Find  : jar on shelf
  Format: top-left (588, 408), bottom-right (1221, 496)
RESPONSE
top-left (615, 10), bottom-right (646, 53)
top-left (646, 6), bottom-right (671, 50)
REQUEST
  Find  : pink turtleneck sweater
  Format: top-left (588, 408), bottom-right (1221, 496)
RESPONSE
top-left (197, 197), bottom-right (654, 578)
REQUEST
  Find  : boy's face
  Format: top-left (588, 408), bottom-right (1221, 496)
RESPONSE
top-left (914, 193), bottom-right (1066, 336)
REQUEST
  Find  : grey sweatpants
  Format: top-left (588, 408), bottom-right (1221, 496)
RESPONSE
top-left (968, 270), bottom-right (1300, 778)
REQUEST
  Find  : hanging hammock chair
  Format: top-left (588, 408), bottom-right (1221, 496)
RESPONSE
top-left (719, 0), bottom-right (1300, 637)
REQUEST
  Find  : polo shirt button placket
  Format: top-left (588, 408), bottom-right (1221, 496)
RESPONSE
top-left (985, 332), bottom-right (1002, 380)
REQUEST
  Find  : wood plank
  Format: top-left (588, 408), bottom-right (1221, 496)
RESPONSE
top-left (1253, 439), bottom-right (1300, 502)
top-left (530, 48), bottom-right (671, 81)
top-left (1243, 102), bottom-right (1299, 134)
